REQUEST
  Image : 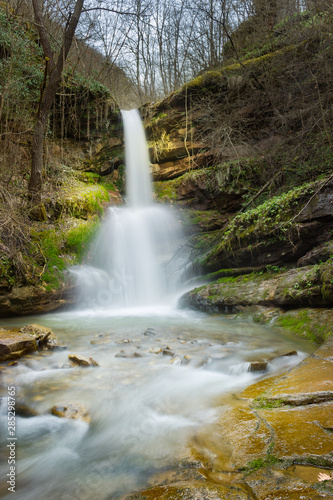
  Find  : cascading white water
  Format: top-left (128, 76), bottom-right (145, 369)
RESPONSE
top-left (122, 109), bottom-right (153, 207)
top-left (72, 109), bottom-right (188, 310)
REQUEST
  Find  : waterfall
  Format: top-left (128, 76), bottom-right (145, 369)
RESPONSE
top-left (122, 109), bottom-right (153, 207)
top-left (72, 109), bottom-right (188, 311)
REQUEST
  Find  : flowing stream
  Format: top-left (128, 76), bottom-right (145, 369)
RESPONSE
top-left (0, 110), bottom-right (315, 500)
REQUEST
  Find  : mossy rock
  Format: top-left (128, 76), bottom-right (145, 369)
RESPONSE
top-left (275, 308), bottom-right (333, 343)
top-left (28, 203), bottom-right (47, 222)
top-left (179, 263), bottom-right (333, 313)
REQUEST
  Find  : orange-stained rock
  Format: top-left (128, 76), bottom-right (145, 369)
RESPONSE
top-left (123, 480), bottom-right (255, 500)
top-left (261, 402), bottom-right (333, 459)
top-left (0, 328), bottom-right (37, 361)
top-left (0, 324), bottom-right (64, 362)
top-left (252, 337), bottom-right (333, 406)
top-left (214, 405), bottom-right (272, 469)
top-left (245, 467), bottom-right (326, 500)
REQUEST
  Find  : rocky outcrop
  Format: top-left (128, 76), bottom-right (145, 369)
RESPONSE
top-left (0, 282), bottom-right (76, 318)
top-left (192, 180), bottom-right (333, 274)
top-left (0, 324), bottom-right (65, 361)
top-left (142, 18), bottom-right (333, 300)
top-left (179, 263), bottom-right (333, 314)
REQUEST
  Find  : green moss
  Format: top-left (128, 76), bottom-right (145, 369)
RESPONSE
top-left (79, 172), bottom-right (102, 184)
top-left (154, 181), bottom-right (178, 201)
top-left (275, 310), bottom-right (327, 343)
top-left (63, 218), bottom-right (101, 261)
top-left (29, 215), bottom-right (102, 289)
top-left (152, 112), bottom-right (167, 122)
top-left (241, 454), bottom-right (283, 473)
top-left (63, 184), bottom-right (110, 217)
top-left (252, 397), bottom-right (286, 410)
top-left (205, 179), bottom-right (322, 265)
top-left (30, 229), bottom-right (67, 290)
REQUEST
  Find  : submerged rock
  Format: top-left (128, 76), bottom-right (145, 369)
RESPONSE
top-left (16, 404), bottom-right (39, 418)
top-left (248, 361), bottom-right (268, 372)
top-left (162, 347), bottom-right (175, 357)
top-left (115, 351), bottom-right (142, 358)
top-left (90, 333), bottom-right (111, 345)
top-left (245, 466), bottom-right (325, 500)
top-left (269, 351), bottom-right (298, 362)
top-left (143, 328), bottom-right (156, 337)
top-left (68, 354), bottom-right (91, 366)
top-left (89, 356), bottom-right (100, 367)
top-left (51, 403), bottom-right (90, 423)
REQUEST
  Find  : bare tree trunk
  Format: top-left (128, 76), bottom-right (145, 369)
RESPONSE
top-left (30, 118), bottom-right (44, 197)
top-left (28, 0), bottom-right (84, 202)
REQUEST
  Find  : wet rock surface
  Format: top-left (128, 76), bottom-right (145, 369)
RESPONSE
top-left (123, 479), bottom-right (256, 500)
top-left (51, 402), bottom-right (90, 423)
top-left (179, 264), bottom-right (333, 313)
top-left (0, 324), bottom-right (64, 362)
top-left (0, 282), bottom-right (76, 318)
top-left (1, 315), bottom-right (332, 499)
top-left (68, 354), bottom-right (99, 366)
top-left (126, 335), bottom-right (333, 499)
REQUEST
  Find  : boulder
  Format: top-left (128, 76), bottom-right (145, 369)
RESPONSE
top-left (297, 241), bottom-right (333, 267)
top-left (0, 328), bottom-right (37, 361)
top-left (0, 324), bottom-right (64, 362)
top-left (179, 264), bottom-right (333, 313)
top-left (20, 324), bottom-right (65, 350)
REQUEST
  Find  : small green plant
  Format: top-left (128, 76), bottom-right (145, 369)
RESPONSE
top-left (241, 454), bottom-right (282, 473)
top-left (0, 256), bottom-right (15, 287)
top-left (252, 397), bottom-right (285, 410)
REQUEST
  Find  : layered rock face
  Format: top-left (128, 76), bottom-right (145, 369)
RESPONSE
top-left (140, 15), bottom-right (333, 310)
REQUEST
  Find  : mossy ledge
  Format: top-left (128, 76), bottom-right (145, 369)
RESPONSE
top-left (0, 169), bottom-right (121, 317)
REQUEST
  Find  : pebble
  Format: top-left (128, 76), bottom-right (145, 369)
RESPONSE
top-left (149, 347), bottom-right (163, 354)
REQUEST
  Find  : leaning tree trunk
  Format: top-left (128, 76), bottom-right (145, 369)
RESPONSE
top-left (28, 0), bottom-right (84, 202)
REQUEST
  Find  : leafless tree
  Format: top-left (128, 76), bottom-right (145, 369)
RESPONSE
top-left (29, 0), bottom-right (84, 202)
